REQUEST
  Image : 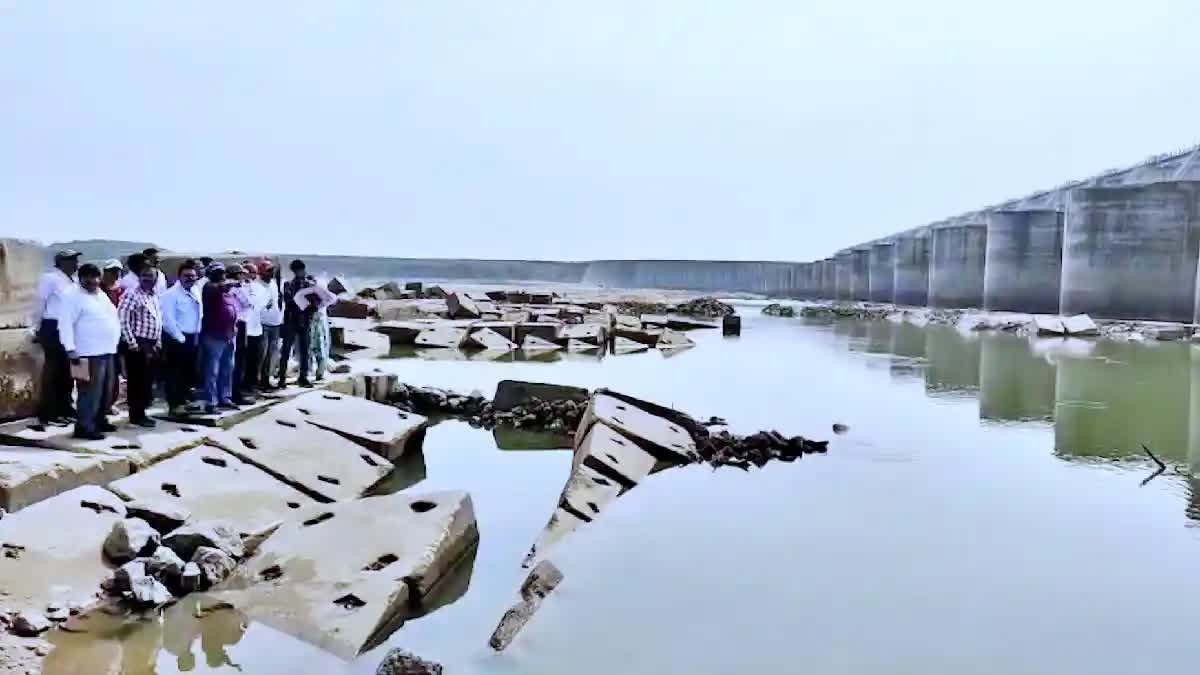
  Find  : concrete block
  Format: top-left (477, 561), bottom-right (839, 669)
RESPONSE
top-left (572, 419), bottom-right (657, 486)
top-left (374, 320), bottom-right (433, 345)
top-left (327, 277), bottom-right (352, 296)
top-left (1062, 314), bottom-right (1099, 336)
top-left (0, 446), bottom-right (130, 513)
top-left (107, 445), bottom-right (318, 536)
top-left (328, 299), bottom-right (370, 320)
top-left (414, 326), bottom-right (468, 349)
top-left (500, 309), bottom-right (532, 323)
top-left (613, 314), bottom-right (641, 330)
top-left (211, 490), bottom-right (478, 659)
top-left (575, 393), bottom-right (695, 462)
top-left (521, 335), bottom-right (561, 352)
top-left (446, 293), bottom-right (481, 319)
top-left (612, 336), bottom-right (648, 354)
top-left (467, 328), bottom-right (517, 352)
top-left (0, 486), bottom-right (126, 616)
top-left (1033, 315), bottom-right (1066, 335)
top-left (868, 242), bottom-right (895, 303)
top-left (493, 380), bottom-right (589, 412)
top-left (514, 322), bottom-right (561, 343)
top-left (0, 238), bottom-right (44, 329)
top-left (984, 210), bottom-right (1064, 314)
top-left (656, 328), bottom-right (694, 349)
top-left (614, 326), bottom-right (662, 346)
top-left (507, 291), bottom-right (532, 303)
top-left (488, 560), bottom-right (563, 651)
top-left (468, 321), bottom-right (517, 342)
top-left (560, 323), bottom-right (606, 344)
top-left (270, 390), bottom-right (427, 459)
top-left (0, 329), bottom-right (43, 422)
top-left (222, 413), bottom-right (392, 502)
top-left (567, 339), bottom-right (599, 353)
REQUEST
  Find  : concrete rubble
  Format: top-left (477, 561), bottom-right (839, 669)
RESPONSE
top-left (414, 326), bottom-right (469, 349)
top-left (0, 445), bottom-right (130, 513)
top-left (210, 490), bottom-right (478, 660)
top-left (761, 303), bottom-right (797, 317)
top-left (488, 560), bottom-right (564, 651)
top-left (612, 336), bottom-right (649, 354)
top-left (521, 334), bottom-right (562, 352)
top-left (656, 328), bottom-right (695, 349)
top-left (467, 327), bottom-right (517, 352)
top-left (375, 648), bottom-right (444, 675)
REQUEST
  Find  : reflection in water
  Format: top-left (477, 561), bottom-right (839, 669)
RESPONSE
top-left (923, 327), bottom-right (980, 397)
top-left (979, 336), bottom-right (1056, 423)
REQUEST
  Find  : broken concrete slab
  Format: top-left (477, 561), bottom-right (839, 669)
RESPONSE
top-left (489, 560), bottom-right (563, 651)
top-left (107, 445), bottom-right (318, 536)
top-left (470, 349), bottom-right (516, 362)
top-left (567, 339), bottom-right (600, 353)
top-left (0, 486), bottom-right (125, 616)
top-left (1062, 314), bottom-right (1099, 336)
top-left (328, 299), bottom-right (370, 320)
top-left (613, 314), bottom-right (641, 330)
top-left (572, 419), bottom-right (657, 486)
top-left (514, 322), bottom-right (561, 343)
top-left (414, 326), bottom-right (468, 349)
top-left (500, 309), bottom-right (532, 323)
top-left (1033, 315), bottom-right (1067, 335)
top-left (560, 323), bottom-right (607, 344)
top-left (269, 390), bottom-right (428, 460)
top-left (163, 395), bottom-right (288, 429)
top-left (521, 335), bottom-right (562, 352)
top-left (446, 293), bottom-right (481, 320)
top-left (324, 372), bottom-right (401, 403)
top-left (612, 336), bottom-right (649, 354)
top-left (0, 415), bottom-right (211, 468)
top-left (468, 321), bottom-right (517, 342)
top-left (614, 326), bottom-right (663, 346)
top-left (126, 498), bottom-right (190, 534)
top-left (559, 463), bottom-right (622, 522)
top-left (164, 521), bottom-right (245, 560)
top-left (644, 315), bottom-right (718, 330)
top-left (493, 380), bottom-right (589, 412)
top-left (656, 328), bottom-right (695, 349)
top-left (210, 490), bottom-right (478, 660)
top-left (466, 328), bottom-right (517, 352)
top-left (222, 415), bottom-right (392, 502)
top-left (327, 277), bottom-right (352, 296)
top-left (575, 393), bottom-right (696, 463)
top-left (0, 446), bottom-right (130, 513)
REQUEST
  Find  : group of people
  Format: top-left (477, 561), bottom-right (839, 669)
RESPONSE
top-left (32, 247), bottom-right (335, 440)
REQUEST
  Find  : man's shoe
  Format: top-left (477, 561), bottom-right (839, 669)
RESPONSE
top-left (217, 401), bottom-right (239, 411)
top-left (130, 418), bottom-right (156, 429)
top-left (73, 431), bottom-right (105, 441)
top-left (297, 380), bottom-right (314, 388)
top-left (203, 405), bottom-right (218, 415)
top-left (168, 406), bottom-right (187, 418)
top-left (98, 421), bottom-right (118, 433)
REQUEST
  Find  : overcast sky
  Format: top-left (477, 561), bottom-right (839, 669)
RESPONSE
top-left (2, 1), bottom-right (1197, 261)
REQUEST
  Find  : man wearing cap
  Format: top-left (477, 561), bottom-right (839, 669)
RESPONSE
top-left (119, 249), bottom-right (167, 295)
top-left (58, 263), bottom-right (121, 440)
top-left (118, 265), bottom-right (163, 427)
top-left (200, 263), bottom-right (240, 413)
top-left (31, 249), bottom-right (81, 424)
top-left (100, 260), bottom-right (124, 307)
top-left (161, 260), bottom-right (204, 417)
top-left (256, 260), bottom-right (283, 390)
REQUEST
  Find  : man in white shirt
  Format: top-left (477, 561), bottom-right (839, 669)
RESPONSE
top-left (160, 260), bottom-right (204, 417)
top-left (31, 248), bottom-right (81, 425)
top-left (234, 262), bottom-right (269, 400)
top-left (256, 261), bottom-right (284, 389)
top-left (58, 264), bottom-right (121, 440)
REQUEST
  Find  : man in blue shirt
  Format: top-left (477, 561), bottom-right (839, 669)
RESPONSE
top-left (161, 260), bottom-right (203, 417)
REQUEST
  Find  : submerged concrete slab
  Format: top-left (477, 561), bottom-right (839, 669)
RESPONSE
top-left (0, 486), bottom-right (125, 615)
top-left (1034, 315), bottom-right (1067, 335)
top-left (493, 380), bottom-right (589, 412)
top-left (270, 391), bottom-right (427, 459)
top-left (575, 393), bottom-right (695, 462)
top-left (0, 446), bottom-right (130, 513)
top-left (572, 419), bottom-right (657, 486)
top-left (222, 413), bottom-right (393, 502)
top-left (521, 335), bottom-right (562, 352)
top-left (106, 445), bottom-right (318, 537)
top-left (560, 323), bottom-right (607, 344)
top-left (414, 326), bottom-right (468, 349)
top-left (514, 322), bottom-right (561, 343)
top-left (612, 336), bottom-right (648, 354)
top-left (467, 328), bottom-right (517, 352)
top-left (656, 328), bottom-right (695, 349)
top-left (373, 320), bottom-right (433, 345)
top-left (210, 490), bottom-right (478, 660)
top-left (567, 339), bottom-right (600, 353)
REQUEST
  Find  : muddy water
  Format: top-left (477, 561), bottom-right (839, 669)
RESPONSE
top-left (46, 304), bottom-right (1200, 674)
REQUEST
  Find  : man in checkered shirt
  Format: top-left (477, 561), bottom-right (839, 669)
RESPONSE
top-left (118, 266), bottom-right (163, 427)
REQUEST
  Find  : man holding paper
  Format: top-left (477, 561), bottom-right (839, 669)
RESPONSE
top-left (58, 264), bottom-right (121, 440)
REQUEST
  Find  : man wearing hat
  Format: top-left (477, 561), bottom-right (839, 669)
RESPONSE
top-left (31, 249), bottom-right (81, 425)
top-left (100, 259), bottom-right (124, 307)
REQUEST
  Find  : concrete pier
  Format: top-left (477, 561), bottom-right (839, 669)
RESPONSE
top-left (929, 222), bottom-right (987, 309)
top-left (835, 252), bottom-right (854, 301)
top-left (850, 248), bottom-right (871, 301)
top-left (983, 210), bottom-right (1064, 314)
top-left (893, 231), bottom-right (930, 307)
top-left (1060, 182), bottom-right (1200, 322)
top-left (819, 259), bottom-right (836, 299)
top-left (868, 242), bottom-right (895, 303)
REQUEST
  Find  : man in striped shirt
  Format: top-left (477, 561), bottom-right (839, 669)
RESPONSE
top-left (118, 266), bottom-right (163, 427)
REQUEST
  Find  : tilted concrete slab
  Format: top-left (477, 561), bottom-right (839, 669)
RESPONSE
top-left (0, 446), bottom-right (130, 513)
top-left (1062, 314), bottom-right (1099, 336)
top-left (446, 293), bottom-right (481, 319)
top-left (373, 320), bottom-right (434, 345)
top-left (161, 395), bottom-right (288, 429)
top-left (269, 391), bottom-right (427, 459)
top-left (210, 490), bottom-right (478, 660)
top-left (575, 393), bottom-right (695, 462)
top-left (560, 323), bottom-right (606, 344)
top-left (612, 336), bottom-right (649, 354)
top-left (656, 328), bottom-right (695, 349)
top-left (521, 335), bottom-right (562, 352)
top-left (222, 412), bottom-right (393, 502)
top-left (467, 328), bottom-right (517, 352)
top-left (571, 420), bottom-right (657, 486)
top-left (559, 463), bottom-right (622, 523)
top-left (568, 339), bottom-right (600, 353)
top-left (106, 445), bottom-right (318, 537)
top-left (613, 314), bottom-right (641, 330)
top-left (414, 326), bottom-right (468, 349)
top-left (614, 326), bottom-right (663, 346)
top-left (1033, 315), bottom-right (1067, 335)
top-left (514, 322), bottom-right (561, 343)
top-left (468, 321), bottom-right (517, 342)
top-left (0, 486), bottom-right (125, 616)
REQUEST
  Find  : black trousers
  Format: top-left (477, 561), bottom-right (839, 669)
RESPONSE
top-left (233, 321), bottom-right (248, 398)
top-left (37, 319), bottom-right (73, 422)
top-left (124, 337), bottom-right (159, 420)
top-left (278, 322), bottom-right (311, 384)
top-left (164, 332), bottom-right (199, 409)
top-left (242, 334), bottom-right (264, 391)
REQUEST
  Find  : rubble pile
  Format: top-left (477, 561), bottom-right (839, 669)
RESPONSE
top-left (388, 383), bottom-right (584, 433)
top-left (610, 300), bottom-right (671, 316)
top-left (673, 296), bottom-right (735, 318)
top-left (761, 303), bottom-right (796, 317)
top-left (692, 428), bottom-right (828, 470)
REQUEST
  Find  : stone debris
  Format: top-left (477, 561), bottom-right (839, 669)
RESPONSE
top-left (612, 336), bottom-right (649, 354)
top-left (180, 562), bottom-right (203, 593)
top-left (102, 517), bottom-right (161, 564)
top-left (446, 292), bottom-right (481, 319)
top-left (1061, 314), bottom-right (1099, 336)
top-left (521, 334), bottom-right (562, 352)
top-left (110, 559), bottom-right (148, 595)
top-left (211, 491), bottom-right (478, 660)
top-left (8, 611), bottom-right (50, 637)
top-left (127, 574), bottom-right (173, 607)
top-left (673, 296), bottom-right (734, 318)
top-left (493, 380), bottom-right (589, 412)
top-left (761, 303), bottom-right (796, 317)
top-left (695, 429), bottom-right (827, 469)
top-left (488, 560), bottom-right (564, 652)
top-left (192, 545), bottom-right (237, 590)
top-left (375, 648), bottom-right (444, 675)
top-left (125, 498), bottom-right (190, 535)
top-left (467, 327), bottom-right (517, 352)
top-left (146, 546), bottom-right (186, 584)
top-left (163, 521), bottom-right (245, 561)
top-left (656, 328), bottom-right (695, 349)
